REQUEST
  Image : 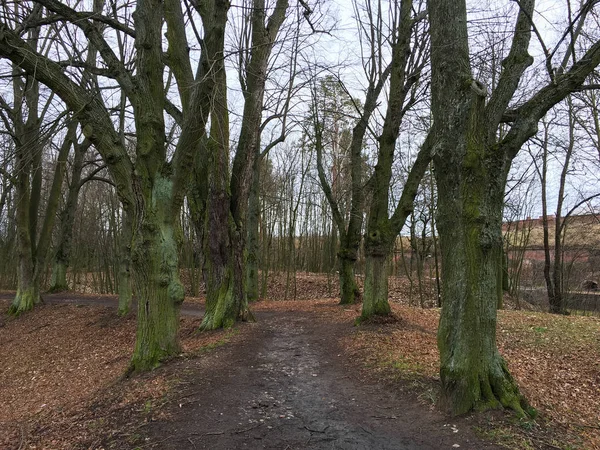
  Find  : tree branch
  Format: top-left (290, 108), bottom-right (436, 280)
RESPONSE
top-left (33, 0), bottom-right (136, 98)
top-left (0, 23), bottom-right (135, 209)
top-left (389, 132), bottom-right (434, 235)
top-left (500, 38), bottom-right (600, 159)
top-left (484, 0), bottom-right (534, 136)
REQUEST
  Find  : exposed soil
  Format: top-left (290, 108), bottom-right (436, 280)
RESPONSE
top-left (0, 291), bottom-right (500, 450)
top-left (140, 309), bottom-right (498, 450)
top-left (1, 287), bottom-right (597, 449)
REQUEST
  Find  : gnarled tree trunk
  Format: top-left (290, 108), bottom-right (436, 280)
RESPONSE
top-left (338, 248), bottom-right (360, 305)
top-left (361, 251), bottom-right (391, 319)
top-left (429, 0), bottom-right (531, 416)
top-left (129, 175), bottom-right (183, 371)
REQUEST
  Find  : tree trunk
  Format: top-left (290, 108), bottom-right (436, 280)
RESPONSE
top-left (246, 157), bottom-right (261, 303)
top-left (49, 141), bottom-right (87, 292)
top-left (359, 0), bottom-right (418, 319)
top-left (129, 176), bottom-right (183, 372)
top-left (10, 103), bottom-right (74, 314)
top-left (9, 144), bottom-right (41, 315)
top-left (118, 211), bottom-right (133, 316)
top-left (200, 177), bottom-right (237, 330)
top-left (429, 0), bottom-right (534, 417)
top-left (11, 228), bottom-right (41, 314)
top-left (199, 52), bottom-right (252, 330)
top-left (201, 222), bottom-right (251, 330)
top-left (436, 166), bottom-right (528, 415)
top-left (338, 250), bottom-right (360, 305)
top-left (360, 251), bottom-right (391, 320)
top-left (49, 260), bottom-right (68, 293)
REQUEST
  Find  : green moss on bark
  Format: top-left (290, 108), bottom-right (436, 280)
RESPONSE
top-left (8, 286), bottom-right (41, 316)
top-left (339, 256), bottom-right (360, 305)
top-left (129, 175), bottom-right (183, 372)
top-left (359, 254), bottom-right (391, 321)
top-left (49, 262), bottom-right (69, 293)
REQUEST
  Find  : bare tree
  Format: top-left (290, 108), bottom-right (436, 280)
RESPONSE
top-left (0, 0), bottom-right (227, 370)
top-left (428, 0), bottom-right (600, 415)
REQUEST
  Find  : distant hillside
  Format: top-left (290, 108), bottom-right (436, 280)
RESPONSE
top-left (503, 213), bottom-right (600, 250)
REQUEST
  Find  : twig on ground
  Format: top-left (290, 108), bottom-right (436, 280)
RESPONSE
top-left (573, 422), bottom-right (600, 430)
top-left (234, 422), bottom-right (263, 434)
top-left (304, 425), bottom-right (329, 433)
top-left (17, 424), bottom-right (25, 450)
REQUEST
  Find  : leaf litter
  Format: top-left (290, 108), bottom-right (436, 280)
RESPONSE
top-left (0, 274), bottom-right (598, 449)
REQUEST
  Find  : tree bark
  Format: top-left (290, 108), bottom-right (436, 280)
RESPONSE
top-left (129, 175), bottom-right (183, 371)
top-left (117, 210), bottom-right (133, 316)
top-left (200, 0), bottom-right (288, 328)
top-left (360, 0), bottom-right (429, 319)
top-left (434, 88), bottom-right (530, 416)
top-left (361, 253), bottom-right (391, 319)
top-left (198, 4), bottom-right (251, 329)
top-left (338, 248), bottom-right (360, 305)
top-left (246, 156), bottom-right (261, 302)
top-left (429, 0), bottom-right (531, 416)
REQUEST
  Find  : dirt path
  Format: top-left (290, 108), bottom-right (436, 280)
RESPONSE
top-left (1, 292), bottom-right (501, 449)
top-left (143, 310), bottom-right (499, 450)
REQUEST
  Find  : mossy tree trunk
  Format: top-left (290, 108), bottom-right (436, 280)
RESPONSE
top-left (126, 0), bottom-right (227, 368)
top-left (361, 252), bottom-right (391, 318)
top-left (199, 120), bottom-right (246, 330)
top-left (8, 52), bottom-right (76, 314)
top-left (129, 175), bottom-right (184, 371)
top-left (48, 0), bottom-right (101, 293)
top-left (198, 0), bottom-right (288, 329)
top-left (429, 0), bottom-right (558, 416)
top-left (360, 0), bottom-right (431, 320)
top-left (11, 126), bottom-right (40, 315)
top-left (128, 0), bottom-right (182, 371)
top-left (311, 54), bottom-right (395, 306)
top-left (0, 0), bottom-right (224, 371)
top-left (117, 210), bottom-right (133, 316)
top-left (338, 248), bottom-right (360, 305)
top-left (7, 25), bottom-right (42, 315)
top-left (433, 92), bottom-right (530, 414)
top-left (430, 0), bottom-right (600, 414)
top-left (196, 0), bottom-right (252, 330)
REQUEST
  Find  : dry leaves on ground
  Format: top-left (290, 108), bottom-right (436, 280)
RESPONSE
top-left (1, 279), bottom-right (598, 450)
top-left (0, 298), bottom-right (241, 449)
top-left (331, 301), bottom-right (599, 449)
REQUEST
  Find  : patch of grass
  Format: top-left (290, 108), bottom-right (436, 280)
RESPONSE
top-left (86, 417), bottom-right (106, 430)
top-left (474, 424), bottom-right (535, 450)
top-left (383, 355), bottom-right (424, 379)
top-left (143, 399), bottom-right (153, 414)
top-left (192, 327), bottom-right (240, 355)
top-left (415, 383), bottom-right (438, 405)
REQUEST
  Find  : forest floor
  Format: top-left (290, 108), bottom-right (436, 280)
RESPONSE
top-left (0, 274), bottom-right (598, 449)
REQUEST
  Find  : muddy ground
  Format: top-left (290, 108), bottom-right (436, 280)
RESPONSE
top-left (130, 309), bottom-right (497, 450)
